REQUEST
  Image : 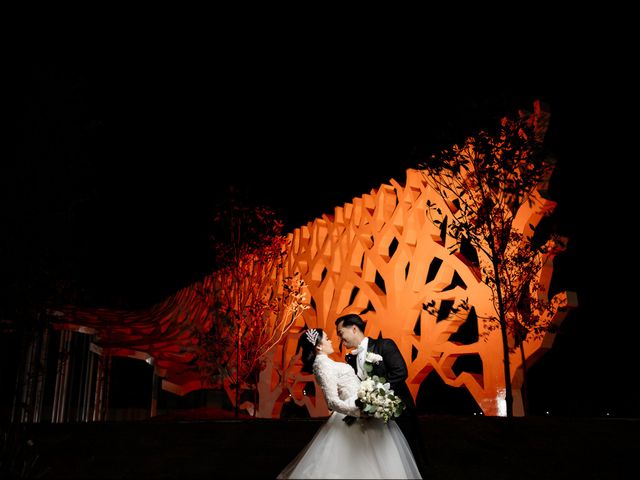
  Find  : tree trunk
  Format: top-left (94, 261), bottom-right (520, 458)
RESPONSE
top-left (519, 342), bottom-right (529, 416)
top-left (235, 326), bottom-right (240, 419)
top-left (498, 313), bottom-right (513, 418)
top-left (493, 259), bottom-right (513, 418)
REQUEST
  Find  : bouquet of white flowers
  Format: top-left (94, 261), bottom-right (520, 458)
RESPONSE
top-left (355, 374), bottom-right (405, 424)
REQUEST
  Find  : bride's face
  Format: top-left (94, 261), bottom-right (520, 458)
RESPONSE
top-left (318, 332), bottom-right (334, 355)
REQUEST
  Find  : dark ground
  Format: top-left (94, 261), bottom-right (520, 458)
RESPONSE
top-left (3, 415), bottom-right (638, 479)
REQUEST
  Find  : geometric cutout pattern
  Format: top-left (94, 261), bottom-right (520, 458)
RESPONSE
top-left (260, 168), bottom-right (577, 417)
top-left (49, 167), bottom-right (577, 418)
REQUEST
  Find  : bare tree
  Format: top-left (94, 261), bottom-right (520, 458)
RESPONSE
top-left (197, 195), bottom-right (308, 417)
top-left (420, 101), bottom-right (561, 417)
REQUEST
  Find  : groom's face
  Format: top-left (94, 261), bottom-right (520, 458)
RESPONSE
top-left (336, 321), bottom-right (360, 349)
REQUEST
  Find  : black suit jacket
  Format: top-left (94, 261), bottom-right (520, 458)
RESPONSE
top-left (345, 337), bottom-right (416, 415)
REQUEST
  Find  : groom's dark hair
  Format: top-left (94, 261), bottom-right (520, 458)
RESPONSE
top-left (335, 313), bottom-right (366, 333)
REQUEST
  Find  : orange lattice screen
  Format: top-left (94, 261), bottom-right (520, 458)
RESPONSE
top-left (257, 163), bottom-right (576, 417)
top-left (50, 106), bottom-right (576, 418)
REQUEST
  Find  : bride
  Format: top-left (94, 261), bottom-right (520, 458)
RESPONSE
top-left (277, 328), bottom-right (422, 479)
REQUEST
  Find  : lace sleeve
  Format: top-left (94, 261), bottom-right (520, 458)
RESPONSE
top-left (313, 362), bottom-right (361, 417)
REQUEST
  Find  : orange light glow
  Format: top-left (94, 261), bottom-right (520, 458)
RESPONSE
top-left (50, 104), bottom-right (576, 417)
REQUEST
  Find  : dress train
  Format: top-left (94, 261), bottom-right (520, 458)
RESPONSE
top-left (277, 412), bottom-right (422, 479)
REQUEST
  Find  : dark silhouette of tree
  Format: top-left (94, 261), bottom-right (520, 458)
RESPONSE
top-left (420, 101), bottom-right (562, 417)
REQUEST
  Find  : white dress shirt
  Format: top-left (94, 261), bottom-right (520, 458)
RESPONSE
top-left (354, 337), bottom-right (369, 380)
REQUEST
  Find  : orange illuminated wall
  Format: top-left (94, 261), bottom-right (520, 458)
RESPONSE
top-left (258, 167), bottom-right (576, 418)
top-left (50, 110), bottom-right (576, 418)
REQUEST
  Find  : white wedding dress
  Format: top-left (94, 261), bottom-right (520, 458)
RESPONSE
top-left (277, 354), bottom-right (422, 479)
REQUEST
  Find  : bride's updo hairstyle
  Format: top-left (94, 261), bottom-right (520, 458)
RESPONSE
top-left (297, 328), bottom-right (324, 373)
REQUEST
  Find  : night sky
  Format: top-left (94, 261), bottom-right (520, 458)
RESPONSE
top-left (4, 45), bottom-right (636, 416)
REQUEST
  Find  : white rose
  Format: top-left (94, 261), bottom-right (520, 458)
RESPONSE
top-left (365, 352), bottom-right (383, 364)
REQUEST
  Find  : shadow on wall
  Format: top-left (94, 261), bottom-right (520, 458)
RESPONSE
top-left (416, 372), bottom-right (481, 415)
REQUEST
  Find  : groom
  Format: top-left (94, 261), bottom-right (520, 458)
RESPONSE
top-left (335, 313), bottom-right (428, 475)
